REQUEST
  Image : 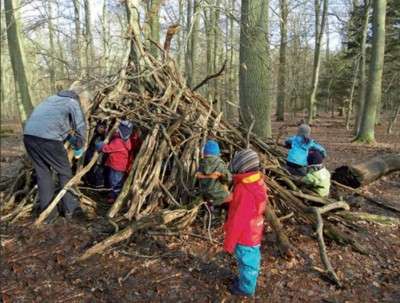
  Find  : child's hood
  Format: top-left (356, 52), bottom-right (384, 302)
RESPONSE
top-left (233, 172), bottom-right (267, 200)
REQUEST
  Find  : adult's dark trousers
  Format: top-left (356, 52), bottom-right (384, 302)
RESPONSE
top-left (23, 135), bottom-right (79, 217)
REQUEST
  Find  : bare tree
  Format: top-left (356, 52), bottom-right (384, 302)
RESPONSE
top-left (355, 0), bottom-right (387, 143)
top-left (354, 0), bottom-right (371, 135)
top-left (307, 0), bottom-right (329, 123)
top-left (276, 0), bottom-right (289, 121)
top-left (239, 0), bottom-right (271, 139)
top-left (4, 0), bottom-right (34, 121)
top-left (83, 0), bottom-right (95, 76)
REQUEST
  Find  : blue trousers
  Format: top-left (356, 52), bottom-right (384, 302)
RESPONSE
top-left (108, 169), bottom-right (125, 199)
top-left (235, 244), bottom-right (261, 295)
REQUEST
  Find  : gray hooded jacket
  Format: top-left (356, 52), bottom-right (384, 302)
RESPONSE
top-left (24, 90), bottom-right (87, 143)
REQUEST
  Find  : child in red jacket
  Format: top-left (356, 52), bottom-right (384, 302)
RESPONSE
top-left (225, 149), bottom-right (267, 297)
top-left (96, 120), bottom-right (135, 203)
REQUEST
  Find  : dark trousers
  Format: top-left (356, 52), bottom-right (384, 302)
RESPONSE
top-left (286, 161), bottom-right (307, 176)
top-left (23, 135), bottom-right (79, 217)
top-left (108, 168), bottom-right (125, 199)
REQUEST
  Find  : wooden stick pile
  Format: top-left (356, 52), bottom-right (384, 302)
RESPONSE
top-left (1, 22), bottom-right (390, 287)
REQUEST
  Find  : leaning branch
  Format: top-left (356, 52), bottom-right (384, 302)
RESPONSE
top-left (192, 60), bottom-right (227, 92)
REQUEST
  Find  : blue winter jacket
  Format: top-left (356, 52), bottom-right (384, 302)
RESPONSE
top-left (24, 91), bottom-right (86, 144)
top-left (285, 135), bottom-right (326, 167)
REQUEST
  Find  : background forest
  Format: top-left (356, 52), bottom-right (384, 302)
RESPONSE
top-left (1, 0), bottom-right (399, 142)
top-left (1, 1), bottom-right (400, 302)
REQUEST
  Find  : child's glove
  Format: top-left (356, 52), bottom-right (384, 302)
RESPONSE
top-left (95, 141), bottom-right (105, 151)
top-left (73, 148), bottom-right (84, 159)
top-left (67, 135), bottom-right (83, 149)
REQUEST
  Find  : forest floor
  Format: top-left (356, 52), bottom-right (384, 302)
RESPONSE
top-left (1, 114), bottom-right (399, 303)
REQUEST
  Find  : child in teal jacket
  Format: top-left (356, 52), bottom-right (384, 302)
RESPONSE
top-left (302, 149), bottom-right (331, 197)
top-left (285, 124), bottom-right (326, 176)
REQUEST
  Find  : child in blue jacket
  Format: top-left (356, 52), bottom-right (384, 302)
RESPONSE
top-left (284, 124), bottom-right (326, 176)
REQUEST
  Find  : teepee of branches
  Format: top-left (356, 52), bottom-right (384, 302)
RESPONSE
top-left (1, 1), bottom-right (382, 287)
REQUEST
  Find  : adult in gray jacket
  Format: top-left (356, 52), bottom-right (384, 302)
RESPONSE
top-left (24, 90), bottom-right (87, 223)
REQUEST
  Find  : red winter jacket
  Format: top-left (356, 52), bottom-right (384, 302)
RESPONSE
top-left (126, 131), bottom-right (142, 172)
top-left (223, 172), bottom-right (268, 254)
top-left (101, 133), bottom-right (132, 172)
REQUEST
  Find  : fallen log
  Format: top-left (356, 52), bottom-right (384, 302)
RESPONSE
top-left (333, 180), bottom-right (400, 213)
top-left (332, 154), bottom-right (400, 188)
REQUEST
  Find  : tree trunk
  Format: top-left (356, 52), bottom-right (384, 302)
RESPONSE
top-left (239, 0), bottom-right (271, 139)
top-left (47, 0), bottom-right (56, 93)
top-left (204, 6), bottom-right (214, 102)
top-left (83, 0), bottom-right (95, 77)
top-left (226, 0), bottom-right (237, 122)
top-left (355, 0), bottom-right (387, 143)
top-left (185, 0), bottom-right (193, 86)
top-left (354, 1), bottom-right (371, 135)
top-left (276, 0), bottom-right (288, 121)
top-left (332, 154), bottom-right (400, 188)
top-left (190, 0), bottom-right (200, 88)
top-left (101, 0), bottom-right (111, 75)
top-left (387, 101), bottom-right (400, 134)
top-left (325, 16), bottom-right (330, 61)
top-left (307, 0), bottom-right (328, 123)
top-left (177, 0), bottom-right (184, 69)
top-left (125, 0), bottom-right (144, 87)
top-left (55, 0), bottom-right (67, 85)
top-left (0, 67), bottom-right (4, 108)
top-left (223, 0), bottom-right (229, 116)
top-left (345, 58), bottom-right (360, 130)
top-left (4, 0), bottom-right (34, 122)
top-left (146, 0), bottom-right (162, 58)
top-left (212, 0), bottom-right (221, 110)
top-left (72, 0), bottom-right (83, 74)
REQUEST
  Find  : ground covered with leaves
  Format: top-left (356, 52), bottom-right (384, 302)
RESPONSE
top-left (1, 115), bottom-right (399, 302)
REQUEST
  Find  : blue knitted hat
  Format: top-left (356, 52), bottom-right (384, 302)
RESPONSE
top-left (203, 140), bottom-right (220, 156)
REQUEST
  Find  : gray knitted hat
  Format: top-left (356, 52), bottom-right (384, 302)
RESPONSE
top-left (229, 148), bottom-right (260, 174)
top-left (297, 124), bottom-right (311, 138)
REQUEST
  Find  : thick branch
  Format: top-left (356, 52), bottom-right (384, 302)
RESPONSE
top-left (306, 202), bottom-right (349, 287)
top-left (192, 60), bottom-right (227, 92)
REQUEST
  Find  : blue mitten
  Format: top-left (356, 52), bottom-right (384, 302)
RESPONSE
top-left (73, 148), bottom-right (84, 159)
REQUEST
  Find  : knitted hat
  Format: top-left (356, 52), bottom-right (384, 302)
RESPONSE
top-left (298, 124), bottom-right (311, 138)
top-left (307, 149), bottom-right (324, 165)
top-left (118, 120), bottom-right (134, 141)
top-left (229, 148), bottom-right (260, 174)
top-left (203, 140), bottom-right (220, 156)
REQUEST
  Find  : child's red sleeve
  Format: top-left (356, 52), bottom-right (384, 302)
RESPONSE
top-left (102, 140), bottom-right (126, 153)
top-left (223, 190), bottom-right (253, 254)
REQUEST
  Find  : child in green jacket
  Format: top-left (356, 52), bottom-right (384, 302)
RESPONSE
top-left (302, 149), bottom-right (331, 197)
top-left (196, 140), bottom-right (231, 207)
